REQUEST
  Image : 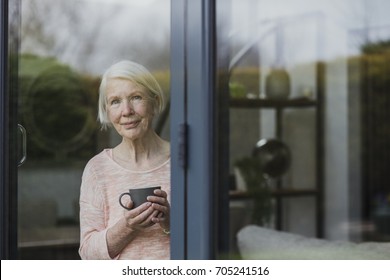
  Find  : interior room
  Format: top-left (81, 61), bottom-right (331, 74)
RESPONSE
top-left (4, 0), bottom-right (390, 259)
top-left (226, 0), bottom-right (390, 259)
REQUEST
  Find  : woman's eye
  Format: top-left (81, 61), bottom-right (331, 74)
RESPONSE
top-left (110, 99), bottom-right (120, 105)
top-left (130, 95), bottom-right (143, 104)
top-left (132, 95), bottom-right (142, 101)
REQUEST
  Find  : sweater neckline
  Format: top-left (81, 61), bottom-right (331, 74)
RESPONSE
top-left (103, 148), bottom-right (170, 173)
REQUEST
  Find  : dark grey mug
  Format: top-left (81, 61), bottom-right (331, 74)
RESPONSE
top-left (119, 186), bottom-right (161, 210)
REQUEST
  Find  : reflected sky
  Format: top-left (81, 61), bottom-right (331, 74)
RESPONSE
top-left (21, 0), bottom-right (170, 75)
top-left (20, 0), bottom-right (390, 74)
top-left (229, 0), bottom-right (390, 67)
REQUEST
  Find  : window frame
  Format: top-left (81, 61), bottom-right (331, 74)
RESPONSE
top-left (0, 0), bottom-right (19, 260)
top-left (170, 0), bottom-right (229, 259)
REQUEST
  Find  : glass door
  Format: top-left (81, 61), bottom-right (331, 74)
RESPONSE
top-left (4, 0), bottom-right (389, 261)
top-left (5, 0), bottom-right (171, 259)
top-left (217, 0), bottom-right (390, 259)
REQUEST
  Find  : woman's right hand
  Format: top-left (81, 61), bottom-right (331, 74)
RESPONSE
top-left (107, 201), bottom-right (159, 258)
top-left (123, 201), bottom-right (160, 231)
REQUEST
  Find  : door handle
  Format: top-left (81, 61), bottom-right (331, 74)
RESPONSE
top-left (17, 124), bottom-right (27, 166)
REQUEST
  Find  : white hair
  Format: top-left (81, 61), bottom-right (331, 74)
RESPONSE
top-left (98, 60), bottom-right (165, 130)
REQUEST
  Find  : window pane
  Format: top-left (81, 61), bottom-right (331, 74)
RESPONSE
top-left (218, 0), bottom-right (390, 259)
top-left (17, 0), bottom-right (170, 259)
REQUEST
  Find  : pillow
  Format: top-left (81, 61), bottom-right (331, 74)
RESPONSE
top-left (237, 225), bottom-right (390, 259)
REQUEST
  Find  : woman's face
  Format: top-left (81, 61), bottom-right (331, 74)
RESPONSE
top-left (106, 78), bottom-right (155, 141)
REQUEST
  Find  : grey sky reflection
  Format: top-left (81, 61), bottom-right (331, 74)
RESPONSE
top-left (20, 0), bottom-right (390, 75)
top-left (21, 0), bottom-right (170, 75)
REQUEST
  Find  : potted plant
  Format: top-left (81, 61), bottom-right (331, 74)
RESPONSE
top-left (234, 157), bottom-right (272, 226)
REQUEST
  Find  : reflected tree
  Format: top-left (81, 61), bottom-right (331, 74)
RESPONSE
top-left (21, 0), bottom-right (170, 74)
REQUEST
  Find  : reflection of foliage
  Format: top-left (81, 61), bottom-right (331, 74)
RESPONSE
top-left (151, 70), bottom-right (171, 100)
top-left (229, 82), bottom-right (246, 98)
top-left (151, 70), bottom-right (171, 136)
top-left (229, 67), bottom-right (260, 97)
top-left (235, 157), bottom-right (272, 226)
top-left (358, 40), bottom-right (390, 204)
top-left (21, 0), bottom-right (171, 74)
top-left (362, 40), bottom-right (390, 54)
top-left (19, 54), bottom-right (100, 161)
top-left (31, 67), bottom-right (89, 142)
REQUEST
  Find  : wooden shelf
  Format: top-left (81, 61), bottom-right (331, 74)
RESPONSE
top-left (228, 63), bottom-right (325, 237)
top-left (229, 189), bottom-right (318, 200)
top-left (229, 97), bottom-right (317, 109)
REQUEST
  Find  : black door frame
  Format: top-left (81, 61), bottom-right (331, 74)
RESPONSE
top-left (0, 0), bottom-right (19, 260)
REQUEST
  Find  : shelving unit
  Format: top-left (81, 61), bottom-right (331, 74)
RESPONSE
top-left (229, 62), bottom-right (325, 238)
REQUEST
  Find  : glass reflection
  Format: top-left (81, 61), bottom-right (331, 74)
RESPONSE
top-left (17, 0), bottom-right (170, 259)
top-left (220, 0), bottom-right (390, 259)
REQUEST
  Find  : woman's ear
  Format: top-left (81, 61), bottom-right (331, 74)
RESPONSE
top-left (153, 95), bottom-right (160, 114)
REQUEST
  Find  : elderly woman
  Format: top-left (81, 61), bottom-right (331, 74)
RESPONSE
top-left (79, 60), bottom-right (170, 260)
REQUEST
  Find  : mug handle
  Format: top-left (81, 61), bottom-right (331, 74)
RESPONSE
top-left (119, 193), bottom-right (132, 210)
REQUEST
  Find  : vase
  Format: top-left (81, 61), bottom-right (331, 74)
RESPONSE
top-left (265, 68), bottom-right (290, 100)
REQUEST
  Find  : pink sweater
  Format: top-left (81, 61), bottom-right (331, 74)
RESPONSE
top-left (79, 149), bottom-right (170, 259)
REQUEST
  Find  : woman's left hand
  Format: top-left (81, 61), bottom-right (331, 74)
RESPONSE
top-left (147, 189), bottom-right (170, 232)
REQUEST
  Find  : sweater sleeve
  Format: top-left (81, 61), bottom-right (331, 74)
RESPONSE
top-left (78, 162), bottom-right (113, 260)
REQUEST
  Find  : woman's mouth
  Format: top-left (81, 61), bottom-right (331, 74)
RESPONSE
top-left (121, 120), bottom-right (140, 129)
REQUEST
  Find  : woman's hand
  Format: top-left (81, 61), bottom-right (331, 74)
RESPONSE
top-left (147, 189), bottom-right (170, 232)
top-left (123, 201), bottom-right (160, 231)
top-left (107, 202), bottom-right (160, 258)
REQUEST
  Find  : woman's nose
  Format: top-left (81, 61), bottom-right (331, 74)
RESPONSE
top-left (122, 100), bottom-right (135, 115)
